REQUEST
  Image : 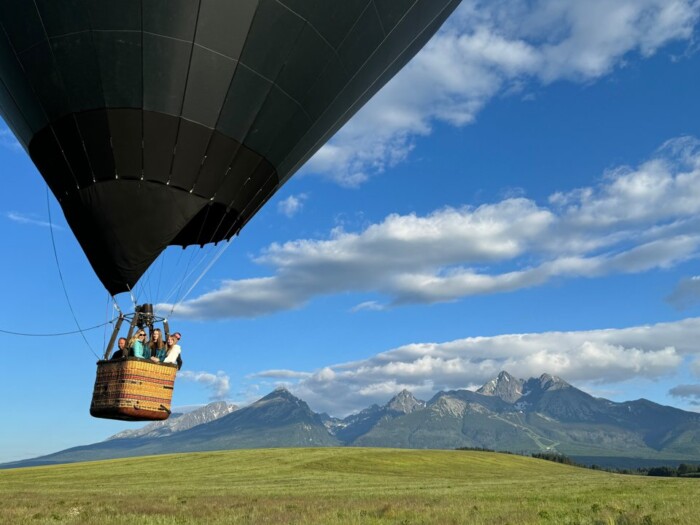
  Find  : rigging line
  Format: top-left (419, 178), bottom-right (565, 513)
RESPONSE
top-left (136, 259), bottom-right (155, 306)
top-left (146, 256), bottom-right (155, 304)
top-left (46, 187), bottom-right (100, 359)
top-left (111, 296), bottom-right (123, 316)
top-left (139, 243), bottom-right (161, 305)
top-left (160, 261), bottom-right (183, 305)
top-left (138, 276), bottom-right (148, 305)
top-left (155, 249), bottom-right (166, 302)
top-left (127, 285), bottom-right (138, 310)
top-left (159, 245), bottom-right (189, 303)
top-left (131, 281), bottom-right (140, 305)
top-left (103, 291), bottom-right (111, 350)
top-left (161, 243), bottom-right (216, 305)
top-left (170, 240), bottom-right (233, 314)
top-left (169, 243), bottom-right (205, 315)
top-left (165, 243), bottom-right (219, 306)
top-left (0, 319), bottom-right (116, 337)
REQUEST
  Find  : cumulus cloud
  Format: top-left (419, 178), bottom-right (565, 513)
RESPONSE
top-left (304, 0), bottom-right (700, 186)
top-left (178, 370), bottom-right (230, 401)
top-left (233, 319), bottom-right (700, 415)
top-left (667, 276), bottom-right (700, 309)
top-left (252, 317), bottom-right (700, 415)
top-left (669, 384), bottom-right (700, 405)
top-left (669, 384), bottom-right (700, 398)
top-left (163, 137), bottom-right (700, 319)
top-left (6, 211), bottom-right (64, 230)
top-left (277, 194), bottom-right (308, 218)
top-left (254, 369), bottom-right (312, 379)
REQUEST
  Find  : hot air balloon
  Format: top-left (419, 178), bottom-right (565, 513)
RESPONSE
top-left (0, 0), bottom-right (461, 420)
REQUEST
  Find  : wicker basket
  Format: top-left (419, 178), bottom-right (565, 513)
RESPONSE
top-left (90, 358), bottom-right (178, 421)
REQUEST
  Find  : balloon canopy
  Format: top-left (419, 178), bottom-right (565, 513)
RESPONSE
top-left (0, 0), bottom-right (460, 295)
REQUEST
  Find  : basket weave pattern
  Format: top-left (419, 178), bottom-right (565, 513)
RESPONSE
top-left (90, 358), bottom-right (177, 421)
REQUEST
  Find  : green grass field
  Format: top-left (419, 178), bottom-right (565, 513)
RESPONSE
top-left (0, 448), bottom-right (696, 524)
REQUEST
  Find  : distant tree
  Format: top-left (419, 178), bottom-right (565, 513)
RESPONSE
top-left (531, 452), bottom-right (577, 466)
top-left (676, 463), bottom-right (700, 477)
top-left (648, 466), bottom-right (677, 477)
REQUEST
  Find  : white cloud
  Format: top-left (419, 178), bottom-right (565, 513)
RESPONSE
top-left (277, 194), bottom-right (308, 218)
top-left (178, 370), bottom-right (230, 401)
top-left (667, 276), bottom-right (700, 309)
top-left (163, 137), bottom-right (700, 320)
top-left (351, 301), bottom-right (386, 313)
top-left (6, 211), bottom-right (64, 231)
top-left (304, 0), bottom-right (700, 186)
top-left (253, 369), bottom-right (312, 379)
top-left (669, 384), bottom-right (700, 398)
top-left (257, 317), bottom-right (700, 416)
top-left (669, 384), bottom-right (700, 405)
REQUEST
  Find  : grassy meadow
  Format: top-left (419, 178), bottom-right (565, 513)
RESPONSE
top-left (0, 447), bottom-right (697, 524)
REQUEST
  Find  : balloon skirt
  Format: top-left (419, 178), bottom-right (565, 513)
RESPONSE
top-left (90, 358), bottom-right (177, 421)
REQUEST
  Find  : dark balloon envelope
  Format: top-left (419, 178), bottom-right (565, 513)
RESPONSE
top-left (0, 0), bottom-right (460, 295)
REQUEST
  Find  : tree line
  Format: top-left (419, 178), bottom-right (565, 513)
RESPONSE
top-left (456, 447), bottom-right (700, 477)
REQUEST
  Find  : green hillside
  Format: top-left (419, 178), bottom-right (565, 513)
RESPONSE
top-left (1, 448), bottom-right (698, 524)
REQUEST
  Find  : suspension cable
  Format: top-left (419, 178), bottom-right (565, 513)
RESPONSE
top-left (169, 240), bottom-right (233, 315)
top-left (168, 244), bottom-right (200, 314)
top-left (127, 284), bottom-right (137, 311)
top-left (0, 319), bottom-right (116, 337)
top-left (154, 249), bottom-right (166, 301)
top-left (161, 243), bottom-right (214, 305)
top-left (111, 296), bottom-right (123, 316)
top-left (46, 187), bottom-right (100, 359)
top-left (103, 292), bottom-right (110, 350)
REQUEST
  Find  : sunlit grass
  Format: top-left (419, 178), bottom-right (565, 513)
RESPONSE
top-left (1, 448), bottom-right (696, 524)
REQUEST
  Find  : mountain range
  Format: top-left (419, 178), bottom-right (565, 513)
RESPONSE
top-left (5, 371), bottom-right (700, 469)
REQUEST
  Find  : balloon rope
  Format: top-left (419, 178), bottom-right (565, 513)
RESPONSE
top-left (45, 188), bottom-right (100, 359)
top-left (126, 284), bottom-right (137, 311)
top-left (0, 319), bottom-right (115, 337)
top-left (103, 292), bottom-right (110, 351)
top-left (169, 241), bottom-right (232, 315)
top-left (154, 249), bottom-right (166, 302)
top-left (111, 296), bottom-right (123, 316)
top-left (159, 243), bottom-right (190, 304)
top-left (167, 243), bottom-right (218, 315)
top-left (168, 247), bottom-right (200, 315)
top-left (160, 246), bottom-right (208, 305)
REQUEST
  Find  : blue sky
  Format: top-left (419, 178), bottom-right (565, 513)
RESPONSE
top-left (3, 0), bottom-right (700, 463)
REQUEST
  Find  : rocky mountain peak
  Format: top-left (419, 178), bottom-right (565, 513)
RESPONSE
top-left (477, 371), bottom-right (524, 403)
top-left (430, 395), bottom-right (468, 418)
top-left (263, 386), bottom-right (296, 401)
top-left (536, 373), bottom-right (570, 391)
top-left (386, 389), bottom-right (425, 414)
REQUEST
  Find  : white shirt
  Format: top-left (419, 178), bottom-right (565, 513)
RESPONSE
top-left (163, 344), bottom-right (181, 364)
